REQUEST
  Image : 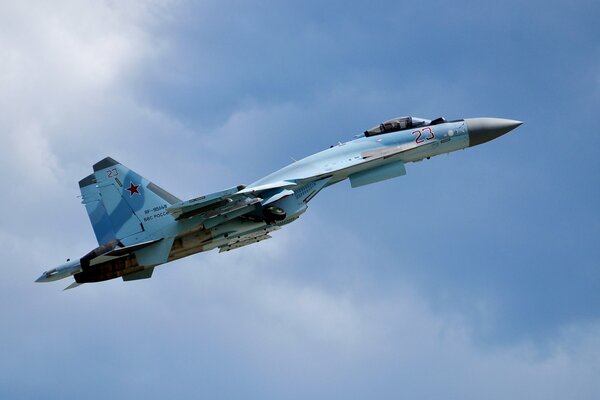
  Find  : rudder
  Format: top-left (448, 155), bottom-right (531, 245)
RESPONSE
top-left (79, 174), bottom-right (116, 245)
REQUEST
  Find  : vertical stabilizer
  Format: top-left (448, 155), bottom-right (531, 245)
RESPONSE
top-left (79, 174), bottom-right (116, 245)
top-left (83, 157), bottom-right (181, 242)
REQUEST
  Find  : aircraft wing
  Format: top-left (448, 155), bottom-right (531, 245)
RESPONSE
top-left (166, 184), bottom-right (264, 222)
top-left (167, 185), bottom-right (246, 220)
top-left (167, 181), bottom-right (299, 227)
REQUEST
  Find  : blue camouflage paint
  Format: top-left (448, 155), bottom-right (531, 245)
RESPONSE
top-left (93, 161), bottom-right (178, 242)
top-left (79, 182), bottom-right (116, 245)
top-left (37, 117), bottom-right (522, 286)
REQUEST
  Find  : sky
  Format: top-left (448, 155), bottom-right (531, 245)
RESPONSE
top-left (1, 0), bottom-right (599, 398)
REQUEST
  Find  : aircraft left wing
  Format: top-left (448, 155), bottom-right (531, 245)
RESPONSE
top-left (166, 185), bottom-right (266, 229)
top-left (167, 185), bottom-right (246, 220)
top-left (167, 181), bottom-right (299, 228)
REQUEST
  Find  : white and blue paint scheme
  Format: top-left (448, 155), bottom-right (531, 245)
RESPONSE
top-left (36, 116), bottom-right (522, 289)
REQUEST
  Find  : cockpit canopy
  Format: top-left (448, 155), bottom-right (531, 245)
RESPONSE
top-left (364, 116), bottom-right (446, 137)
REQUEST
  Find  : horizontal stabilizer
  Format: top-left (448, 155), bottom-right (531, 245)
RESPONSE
top-left (134, 237), bottom-right (175, 266)
top-left (81, 239), bottom-right (164, 270)
top-left (122, 267), bottom-right (154, 281)
top-left (104, 239), bottom-right (162, 257)
top-left (63, 281), bottom-right (82, 291)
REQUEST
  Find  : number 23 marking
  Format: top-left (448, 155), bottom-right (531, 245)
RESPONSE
top-left (412, 127), bottom-right (435, 144)
top-left (107, 168), bottom-right (118, 178)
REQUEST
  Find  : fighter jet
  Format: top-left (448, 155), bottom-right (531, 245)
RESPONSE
top-left (36, 116), bottom-right (522, 289)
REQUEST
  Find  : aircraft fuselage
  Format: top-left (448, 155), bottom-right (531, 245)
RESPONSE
top-left (36, 117), bottom-right (522, 288)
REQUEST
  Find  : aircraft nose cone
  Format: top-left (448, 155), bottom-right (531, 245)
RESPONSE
top-left (466, 118), bottom-right (523, 147)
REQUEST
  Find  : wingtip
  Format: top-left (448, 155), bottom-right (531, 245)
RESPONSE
top-left (93, 157), bottom-right (119, 172)
top-left (78, 173), bottom-right (97, 188)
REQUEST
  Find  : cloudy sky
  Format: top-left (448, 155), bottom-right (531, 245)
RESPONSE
top-left (1, 0), bottom-right (599, 398)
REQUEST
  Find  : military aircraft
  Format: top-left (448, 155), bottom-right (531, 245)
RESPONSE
top-left (36, 116), bottom-right (522, 289)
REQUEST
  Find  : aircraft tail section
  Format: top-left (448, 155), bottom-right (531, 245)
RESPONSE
top-left (79, 174), bottom-right (116, 245)
top-left (80, 157), bottom-right (181, 243)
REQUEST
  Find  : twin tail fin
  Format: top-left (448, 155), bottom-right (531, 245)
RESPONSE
top-left (78, 157), bottom-right (181, 245)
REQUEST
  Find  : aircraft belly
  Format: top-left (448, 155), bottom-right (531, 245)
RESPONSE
top-left (167, 230), bottom-right (212, 261)
top-left (168, 220), bottom-right (272, 259)
top-left (74, 255), bottom-right (140, 283)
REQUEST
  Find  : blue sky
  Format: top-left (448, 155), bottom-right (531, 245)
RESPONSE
top-left (1, 0), bottom-right (599, 398)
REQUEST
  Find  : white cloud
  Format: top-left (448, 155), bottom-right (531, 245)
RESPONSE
top-left (0, 1), bottom-right (173, 189)
top-left (0, 1), bottom-right (150, 117)
top-left (0, 1), bottom-right (192, 310)
top-left (1, 2), bottom-right (599, 399)
top-left (91, 216), bottom-right (597, 399)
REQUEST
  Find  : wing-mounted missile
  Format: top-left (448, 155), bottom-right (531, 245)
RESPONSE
top-left (167, 185), bottom-right (264, 229)
top-left (168, 181), bottom-right (300, 227)
top-left (166, 185), bottom-right (247, 220)
top-left (218, 225), bottom-right (281, 253)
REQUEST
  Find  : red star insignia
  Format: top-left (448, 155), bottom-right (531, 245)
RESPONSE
top-left (126, 182), bottom-right (140, 196)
